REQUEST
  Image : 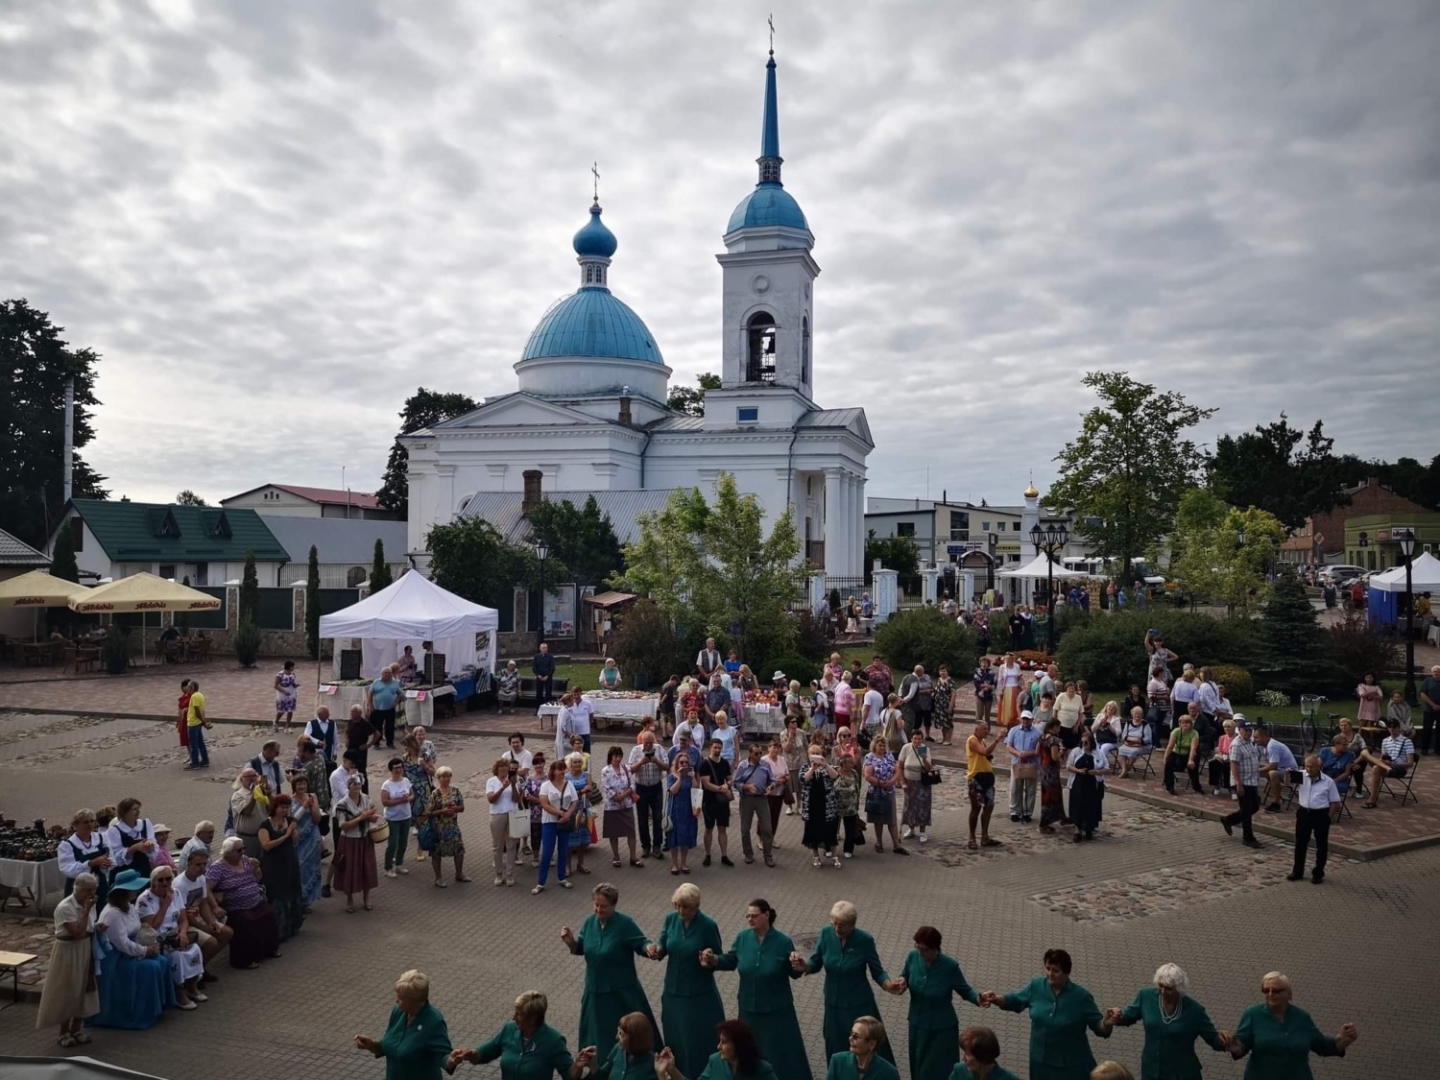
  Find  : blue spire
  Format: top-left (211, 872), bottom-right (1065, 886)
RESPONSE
top-left (757, 51), bottom-right (783, 185)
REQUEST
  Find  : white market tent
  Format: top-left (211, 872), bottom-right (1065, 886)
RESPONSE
top-left (318, 572), bottom-right (499, 680)
top-left (1367, 551), bottom-right (1440, 593)
top-left (998, 554), bottom-right (1090, 579)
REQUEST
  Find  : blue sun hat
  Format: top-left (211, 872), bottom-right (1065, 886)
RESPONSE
top-left (109, 868), bottom-right (149, 893)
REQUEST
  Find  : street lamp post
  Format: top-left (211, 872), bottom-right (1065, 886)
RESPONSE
top-left (534, 539), bottom-right (549, 648)
top-left (1398, 528), bottom-right (1417, 705)
top-left (1030, 521), bottom-right (1070, 653)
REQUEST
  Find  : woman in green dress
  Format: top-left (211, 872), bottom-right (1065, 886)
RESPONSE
top-left (353, 969), bottom-right (452, 1080)
top-left (949, 1026), bottom-right (1021, 1080)
top-left (645, 882), bottom-right (726, 1080)
top-left (656, 1019), bottom-right (779, 1080)
top-left (575, 1011), bottom-right (657, 1080)
top-left (981, 949), bottom-right (1112, 1080)
top-left (896, 925), bottom-right (982, 1079)
top-left (1103, 963), bottom-right (1232, 1080)
top-left (701, 898), bottom-right (810, 1080)
top-left (447, 990), bottom-right (576, 1079)
top-left (823, 1015), bottom-right (900, 1080)
top-left (793, 900), bottom-right (900, 1063)
top-left (1227, 971), bottom-right (1356, 1080)
top-left (561, 883), bottom-right (659, 1063)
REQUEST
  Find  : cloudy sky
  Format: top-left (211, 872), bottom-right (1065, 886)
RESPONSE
top-left (4, 0), bottom-right (1437, 509)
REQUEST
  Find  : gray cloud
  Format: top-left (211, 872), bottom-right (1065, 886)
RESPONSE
top-left (1, 0), bottom-right (1436, 509)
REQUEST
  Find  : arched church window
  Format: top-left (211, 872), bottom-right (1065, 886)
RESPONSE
top-left (346, 566), bottom-right (367, 588)
top-left (801, 315), bottom-right (810, 384)
top-left (746, 311), bottom-right (777, 383)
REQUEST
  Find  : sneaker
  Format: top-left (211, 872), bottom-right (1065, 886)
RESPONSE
top-left (1230, 792), bottom-right (1238, 801)
top-left (784, 807), bottom-right (794, 815)
top-left (493, 876), bottom-right (504, 886)
top-left (843, 851), bottom-right (853, 859)
top-left (396, 867), bottom-right (409, 875)
top-left (901, 825), bottom-right (913, 839)
top-left (918, 832), bottom-right (928, 843)
top-left (385, 869), bottom-right (397, 879)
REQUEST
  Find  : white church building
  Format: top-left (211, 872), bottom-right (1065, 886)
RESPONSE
top-left (403, 48), bottom-right (873, 576)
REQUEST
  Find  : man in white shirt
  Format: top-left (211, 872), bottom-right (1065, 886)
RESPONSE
top-left (1360, 719), bottom-right (1417, 807)
top-left (568, 693), bottom-right (594, 755)
top-left (860, 685), bottom-right (885, 741)
top-left (180, 821), bottom-right (216, 866)
top-left (1289, 754), bottom-right (1341, 884)
top-left (1256, 725), bottom-right (1299, 812)
top-left (696, 638), bottom-right (722, 683)
top-left (502, 733), bottom-right (534, 773)
top-left (176, 846), bottom-right (232, 974)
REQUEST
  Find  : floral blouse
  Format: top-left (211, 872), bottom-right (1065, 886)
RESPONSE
top-left (833, 771), bottom-right (860, 816)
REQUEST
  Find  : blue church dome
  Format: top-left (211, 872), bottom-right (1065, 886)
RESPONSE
top-left (521, 289), bottom-right (664, 365)
top-left (573, 202), bottom-right (617, 257)
top-left (727, 183), bottom-right (808, 233)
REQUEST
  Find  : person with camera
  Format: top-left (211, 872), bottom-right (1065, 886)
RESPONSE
top-left (628, 731), bottom-right (668, 860)
top-left (136, 865), bottom-right (207, 1010)
top-left (487, 756), bottom-right (523, 887)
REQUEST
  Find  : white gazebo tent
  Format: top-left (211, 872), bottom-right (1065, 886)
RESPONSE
top-left (998, 554), bottom-right (1090, 580)
top-left (318, 572), bottom-right (499, 681)
top-left (1367, 551), bottom-right (1440, 593)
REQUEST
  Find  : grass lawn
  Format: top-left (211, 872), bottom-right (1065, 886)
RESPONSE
top-left (1086, 690), bottom-right (1345, 729)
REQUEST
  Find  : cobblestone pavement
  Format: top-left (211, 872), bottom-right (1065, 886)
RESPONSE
top-left (0, 708), bottom-right (1435, 1079)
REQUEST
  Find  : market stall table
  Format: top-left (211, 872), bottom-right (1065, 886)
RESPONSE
top-left (0, 857), bottom-right (63, 915)
top-left (316, 681), bottom-right (459, 729)
top-left (538, 692), bottom-right (658, 732)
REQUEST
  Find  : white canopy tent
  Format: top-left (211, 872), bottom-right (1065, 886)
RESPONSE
top-left (998, 554), bottom-right (1090, 579)
top-left (1367, 551), bottom-right (1440, 593)
top-left (317, 572), bottom-right (499, 680)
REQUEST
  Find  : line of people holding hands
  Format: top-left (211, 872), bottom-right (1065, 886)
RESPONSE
top-left (354, 881), bottom-right (1358, 1080)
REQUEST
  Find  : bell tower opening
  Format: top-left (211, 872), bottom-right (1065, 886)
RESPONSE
top-left (746, 311), bottom-right (777, 383)
top-left (801, 315), bottom-right (810, 385)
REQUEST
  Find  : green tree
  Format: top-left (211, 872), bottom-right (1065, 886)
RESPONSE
top-left (428, 517), bottom-right (553, 610)
top-left (305, 545), bottom-right (320, 659)
top-left (1046, 371), bottom-right (1216, 574)
top-left (1210, 415), bottom-right (1348, 529)
top-left (369, 539), bottom-right (394, 593)
top-left (376, 388), bottom-right (479, 516)
top-left (174, 489), bottom-right (207, 506)
top-left (615, 472), bottom-right (803, 665)
top-left (1167, 488), bottom-right (1228, 607)
top-left (1335, 453), bottom-right (1440, 511)
top-left (240, 550), bottom-right (259, 624)
top-left (665, 372), bottom-right (722, 418)
top-left (1256, 569), bottom-right (1327, 697)
top-left (864, 530), bottom-right (920, 578)
top-left (49, 522), bottom-right (79, 583)
top-left (873, 607), bottom-right (979, 677)
top-left (1, 299), bottom-right (109, 547)
top-left (527, 495), bottom-right (625, 586)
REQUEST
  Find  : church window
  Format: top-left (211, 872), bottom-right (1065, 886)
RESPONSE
top-left (746, 311), bottom-right (777, 383)
top-left (736, 406), bottom-right (759, 423)
top-left (801, 316), bottom-right (810, 384)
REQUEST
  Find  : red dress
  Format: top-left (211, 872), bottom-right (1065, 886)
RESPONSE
top-left (177, 692), bottom-right (191, 747)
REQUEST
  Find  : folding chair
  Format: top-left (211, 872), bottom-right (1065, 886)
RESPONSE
top-left (1379, 758), bottom-right (1420, 807)
top-left (1132, 744), bottom-right (1157, 781)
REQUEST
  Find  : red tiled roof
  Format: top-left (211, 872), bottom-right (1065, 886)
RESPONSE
top-left (272, 485), bottom-right (380, 509)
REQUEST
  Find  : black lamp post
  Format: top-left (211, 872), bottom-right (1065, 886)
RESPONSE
top-left (534, 539), bottom-right (549, 648)
top-left (1030, 521), bottom-right (1069, 652)
top-left (1398, 528), bottom-right (1417, 705)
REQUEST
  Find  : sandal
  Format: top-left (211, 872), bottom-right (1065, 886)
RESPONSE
top-left (73, 1032), bottom-right (92, 1044)
top-left (613, 860), bottom-right (622, 868)
top-left (576, 865), bottom-right (592, 875)
top-left (531, 885), bottom-right (545, 895)
top-left (1362, 802), bottom-right (1377, 809)
top-left (629, 859), bottom-right (645, 868)
top-left (560, 880), bottom-right (574, 889)
top-left (455, 876), bottom-right (474, 883)
top-left (966, 839), bottom-right (979, 850)
top-left (58, 1034), bottom-right (78, 1048)
top-left (981, 838), bottom-right (1002, 847)
top-left (434, 880), bottom-right (448, 888)
top-left (345, 905), bottom-right (356, 913)
top-left (671, 868), bottom-right (681, 875)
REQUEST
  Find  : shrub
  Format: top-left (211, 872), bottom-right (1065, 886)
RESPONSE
top-left (873, 607), bottom-right (979, 678)
top-left (1255, 689), bottom-right (1291, 709)
top-left (1056, 610), bottom-right (1259, 690)
top-left (791, 610), bottom-right (832, 665)
top-left (1208, 664), bottom-right (1254, 704)
top-left (765, 653), bottom-right (821, 688)
top-left (102, 625), bottom-right (130, 675)
top-left (1323, 611), bottom-right (1401, 697)
top-left (233, 618), bottom-right (261, 668)
top-left (610, 601), bottom-right (696, 688)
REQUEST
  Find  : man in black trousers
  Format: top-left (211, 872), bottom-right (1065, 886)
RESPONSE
top-left (1288, 754), bottom-right (1341, 883)
top-left (532, 642), bottom-right (555, 705)
top-left (1220, 719), bottom-right (1263, 848)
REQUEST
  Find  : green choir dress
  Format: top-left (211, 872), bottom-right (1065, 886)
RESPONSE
top-left (695, 1052), bottom-right (780, 1080)
top-left (473, 1021), bottom-right (574, 1080)
top-left (824, 1050), bottom-right (901, 1080)
top-left (590, 1043), bottom-right (656, 1080)
top-left (575, 911), bottom-right (660, 1061)
top-left (1233, 1003), bottom-right (1344, 1080)
top-left (376, 1002), bottom-right (452, 1080)
top-left (948, 1065), bottom-right (1021, 1080)
top-left (1118, 987), bottom-right (1228, 1080)
top-left (654, 909), bottom-right (726, 1080)
top-left (996, 976), bottom-right (1109, 1080)
top-left (804, 926), bottom-right (895, 1065)
top-left (713, 927), bottom-right (811, 1080)
top-left (901, 949), bottom-right (980, 1080)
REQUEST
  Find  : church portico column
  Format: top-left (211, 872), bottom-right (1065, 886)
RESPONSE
top-left (851, 473), bottom-right (865, 578)
top-left (824, 468), bottom-right (843, 575)
top-left (435, 465), bottom-right (457, 525)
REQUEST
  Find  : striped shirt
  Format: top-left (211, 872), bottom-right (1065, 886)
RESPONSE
top-left (1230, 736), bottom-right (1262, 787)
top-left (1381, 734), bottom-right (1415, 763)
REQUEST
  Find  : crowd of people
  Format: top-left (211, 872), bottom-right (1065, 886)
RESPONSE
top-left (348, 887), bottom-right (1357, 1079)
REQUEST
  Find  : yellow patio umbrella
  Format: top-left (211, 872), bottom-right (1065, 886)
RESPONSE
top-left (0, 570), bottom-right (90, 608)
top-left (69, 572), bottom-right (222, 665)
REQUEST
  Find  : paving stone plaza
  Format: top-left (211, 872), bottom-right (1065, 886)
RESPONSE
top-left (0, 705), bottom-right (1435, 1079)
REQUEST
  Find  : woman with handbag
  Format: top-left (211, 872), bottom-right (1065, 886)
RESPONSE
top-left (486, 757), bottom-right (522, 888)
top-left (427, 765), bottom-right (470, 887)
top-left (667, 752), bottom-right (701, 875)
top-left (333, 774), bottom-right (381, 913)
top-left (897, 729), bottom-right (939, 844)
top-left (534, 760), bottom-right (580, 894)
top-left (566, 752), bottom-right (598, 877)
top-left (862, 736), bottom-right (908, 855)
top-left (601, 746), bottom-right (645, 869)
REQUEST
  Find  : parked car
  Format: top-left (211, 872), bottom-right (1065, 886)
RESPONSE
top-left (1318, 564), bottom-right (1366, 585)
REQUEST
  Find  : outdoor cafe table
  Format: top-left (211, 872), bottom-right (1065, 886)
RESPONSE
top-left (0, 856), bottom-right (63, 915)
top-left (537, 693), bottom-right (658, 732)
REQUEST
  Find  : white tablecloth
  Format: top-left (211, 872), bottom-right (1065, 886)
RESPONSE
top-left (741, 702), bottom-right (785, 735)
top-left (1429, 624), bottom-right (1440, 648)
top-left (316, 683), bottom-right (456, 728)
top-left (0, 857), bottom-right (63, 911)
top-left (538, 694), bottom-right (658, 729)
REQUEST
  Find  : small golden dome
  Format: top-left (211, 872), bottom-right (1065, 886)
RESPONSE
top-left (1024, 481), bottom-right (1039, 498)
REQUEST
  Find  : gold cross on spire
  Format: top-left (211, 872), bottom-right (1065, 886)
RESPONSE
top-left (591, 161), bottom-right (600, 203)
top-left (768, 13), bottom-right (775, 54)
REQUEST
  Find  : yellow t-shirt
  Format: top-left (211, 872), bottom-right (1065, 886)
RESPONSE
top-left (186, 691), bottom-right (206, 728)
top-left (966, 734), bottom-right (994, 779)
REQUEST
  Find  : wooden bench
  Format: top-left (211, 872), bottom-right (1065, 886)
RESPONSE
top-left (519, 676), bottom-right (569, 708)
top-left (0, 950), bottom-right (38, 1004)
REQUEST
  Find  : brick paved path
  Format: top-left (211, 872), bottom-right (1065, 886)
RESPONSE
top-left (0, 708), bottom-right (1435, 1079)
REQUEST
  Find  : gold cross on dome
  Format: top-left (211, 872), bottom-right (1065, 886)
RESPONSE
top-left (591, 161), bottom-right (600, 203)
top-left (768, 13), bottom-right (774, 53)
